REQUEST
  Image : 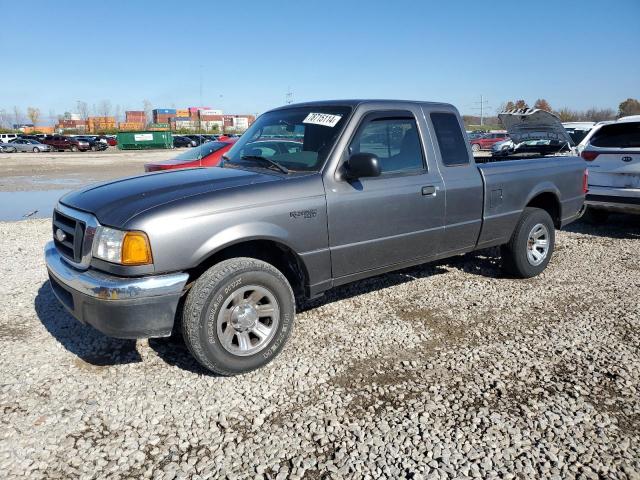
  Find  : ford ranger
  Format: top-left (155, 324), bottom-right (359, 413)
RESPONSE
top-left (45, 100), bottom-right (587, 375)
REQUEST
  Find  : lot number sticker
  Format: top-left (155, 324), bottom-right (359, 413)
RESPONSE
top-left (134, 133), bottom-right (153, 141)
top-left (303, 112), bottom-right (342, 128)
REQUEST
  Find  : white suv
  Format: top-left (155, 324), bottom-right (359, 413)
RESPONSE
top-left (580, 120), bottom-right (640, 221)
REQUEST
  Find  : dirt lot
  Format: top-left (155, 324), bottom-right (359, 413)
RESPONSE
top-left (0, 213), bottom-right (638, 479)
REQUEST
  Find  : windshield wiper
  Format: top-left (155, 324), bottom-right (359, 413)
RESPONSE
top-left (238, 155), bottom-right (289, 174)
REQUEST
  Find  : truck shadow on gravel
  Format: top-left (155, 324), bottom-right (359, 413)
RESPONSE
top-left (564, 214), bottom-right (640, 239)
top-left (34, 281), bottom-right (142, 367)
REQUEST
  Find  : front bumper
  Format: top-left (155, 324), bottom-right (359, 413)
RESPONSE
top-left (45, 242), bottom-right (189, 339)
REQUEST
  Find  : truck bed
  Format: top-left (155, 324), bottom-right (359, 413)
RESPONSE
top-left (474, 155), bottom-right (585, 249)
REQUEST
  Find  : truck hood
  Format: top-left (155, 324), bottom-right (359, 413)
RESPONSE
top-left (60, 167), bottom-right (280, 226)
top-left (498, 109), bottom-right (573, 145)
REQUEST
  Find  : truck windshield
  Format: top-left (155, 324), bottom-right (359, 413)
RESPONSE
top-left (224, 106), bottom-right (352, 172)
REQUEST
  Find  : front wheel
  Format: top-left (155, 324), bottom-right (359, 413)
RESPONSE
top-left (70, 145), bottom-right (78, 152)
top-left (471, 143), bottom-right (480, 152)
top-left (501, 207), bottom-right (555, 278)
top-left (182, 257), bottom-right (295, 375)
top-left (33, 147), bottom-right (40, 153)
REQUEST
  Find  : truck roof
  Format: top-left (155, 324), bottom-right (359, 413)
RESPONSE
top-left (271, 99), bottom-right (456, 111)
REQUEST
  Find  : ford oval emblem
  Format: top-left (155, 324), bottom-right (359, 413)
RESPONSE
top-left (55, 228), bottom-right (66, 242)
top-left (621, 156), bottom-right (632, 162)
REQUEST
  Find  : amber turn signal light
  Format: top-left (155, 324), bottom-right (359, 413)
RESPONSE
top-left (121, 231), bottom-right (153, 265)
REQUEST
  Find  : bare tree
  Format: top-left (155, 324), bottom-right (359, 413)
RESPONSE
top-left (27, 107), bottom-right (41, 126)
top-left (143, 99), bottom-right (153, 126)
top-left (76, 101), bottom-right (89, 121)
top-left (97, 100), bottom-right (112, 118)
top-left (13, 106), bottom-right (22, 127)
top-left (0, 109), bottom-right (9, 129)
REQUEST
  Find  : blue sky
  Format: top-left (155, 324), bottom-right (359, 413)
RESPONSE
top-left (1, 0), bottom-right (638, 124)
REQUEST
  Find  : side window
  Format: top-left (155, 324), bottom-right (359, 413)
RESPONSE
top-left (430, 112), bottom-right (469, 166)
top-left (350, 117), bottom-right (424, 174)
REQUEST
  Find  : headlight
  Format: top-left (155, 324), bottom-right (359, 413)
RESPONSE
top-left (93, 227), bottom-right (153, 265)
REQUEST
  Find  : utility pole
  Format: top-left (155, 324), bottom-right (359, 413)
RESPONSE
top-left (472, 95), bottom-right (491, 126)
top-left (286, 87), bottom-right (293, 105)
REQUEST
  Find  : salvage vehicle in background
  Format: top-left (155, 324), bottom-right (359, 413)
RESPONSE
top-left (469, 131), bottom-right (509, 151)
top-left (45, 100), bottom-right (586, 375)
top-left (580, 119), bottom-right (640, 221)
top-left (42, 135), bottom-right (90, 152)
top-left (2, 138), bottom-right (52, 152)
top-left (173, 135), bottom-right (196, 148)
top-left (76, 136), bottom-right (109, 151)
top-left (144, 137), bottom-right (238, 171)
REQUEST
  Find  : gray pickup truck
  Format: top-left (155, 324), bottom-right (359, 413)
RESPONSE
top-left (45, 100), bottom-right (586, 375)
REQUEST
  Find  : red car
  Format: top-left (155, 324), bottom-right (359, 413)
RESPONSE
top-left (144, 138), bottom-right (238, 172)
top-left (470, 132), bottom-right (509, 152)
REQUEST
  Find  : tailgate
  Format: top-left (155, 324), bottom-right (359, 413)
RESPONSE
top-left (588, 150), bottom-right (640, 188)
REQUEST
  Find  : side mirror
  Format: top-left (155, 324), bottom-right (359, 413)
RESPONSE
top-left (345, 152), bottom-right (381, 179)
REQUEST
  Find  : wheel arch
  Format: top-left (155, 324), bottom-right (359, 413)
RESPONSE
top-left (188, 235), bottom-right (310, 299)
top-left (525, 187), bottom-right (561, 228)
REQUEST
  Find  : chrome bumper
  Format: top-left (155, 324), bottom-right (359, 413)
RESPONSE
top-left (45, 242), bottom-right (189, 338)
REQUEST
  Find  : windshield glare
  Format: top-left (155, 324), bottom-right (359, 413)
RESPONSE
top-left (224, 106), bottom-right (352, 172)
top-left (175, 141), bottom-right (228, 161)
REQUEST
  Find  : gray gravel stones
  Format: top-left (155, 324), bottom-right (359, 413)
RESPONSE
top-left (0, 215), bottom-right (639, 479)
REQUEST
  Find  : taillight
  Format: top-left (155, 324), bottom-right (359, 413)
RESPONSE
top-left (582, 169), bottom-right (589, 194)
top-left (581, 151), bottom-right (599, 161)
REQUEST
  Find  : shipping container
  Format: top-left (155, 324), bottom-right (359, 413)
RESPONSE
top-left (176, 109), bottom-right (189, 117)
top-left (200, 109), bottom-right (223, 116)
top-left (117, 131), bottom-right (173, 150)
top-left (152, 108), bottom-right (176, 114)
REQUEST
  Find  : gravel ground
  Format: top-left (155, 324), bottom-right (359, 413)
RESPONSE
top-left (0, 216), bottom-right (638, 479)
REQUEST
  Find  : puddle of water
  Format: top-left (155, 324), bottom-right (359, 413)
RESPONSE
top-left (0, 190), bottom-right (69, 221)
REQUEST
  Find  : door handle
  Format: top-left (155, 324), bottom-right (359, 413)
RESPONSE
top-left (421, 185), bottom-right (436, 196)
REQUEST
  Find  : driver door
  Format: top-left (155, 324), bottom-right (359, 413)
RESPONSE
top-left (326, 110), bottom-right (445, 279)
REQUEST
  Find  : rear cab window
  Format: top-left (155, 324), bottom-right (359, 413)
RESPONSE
top-left (430, 112), bottom-right (470, 166)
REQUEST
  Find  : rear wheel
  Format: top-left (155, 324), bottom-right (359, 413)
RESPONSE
top-left (70, 145), bottom-right (78, 152)
top-left (182, 257), bottom-right (295, 376)
top-left (582, 207), bottom-right (609, 224)
top-left (501, 207), bottom-right (555, 278)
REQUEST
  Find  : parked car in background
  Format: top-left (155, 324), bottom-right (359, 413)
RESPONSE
top-left (42, 135), bottom-right (90, 152)
top-left (2, 138), bottom-right (51, 152)
top-left (0, 142), bottom-right (17, 152)
top-left (98, 135), bottom-right (117, 146)
top-left (469, 132), bottom-right (509, 151)
top-left (173, 135), bottom-right (196, 148)
top-left (562, 122), bottom-right (595, 146)
top-left (466, 131), bottom-right (485, 140)
top-left (145, 138), bottom-right (238, 171)
top-left (76, 136), bottom-right (108, 151)
top-left (183, 134), bottom-right (210, 146)
top-left (580, 120), bottom-right (640, 221)
top-left (0, 133), bottom-right (18, 144)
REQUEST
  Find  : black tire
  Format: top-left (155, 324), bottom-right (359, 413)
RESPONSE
top-left (182, 257), bottom-right (295, 376)
top-left (582, 207), bottom-right (609, 225)
top-left (501, 207), bottom-right (555, 278)
top-left (91, 145), bottom-right (97, 151)
top-left (70, 145), bottom-right (78, 152)
top-left (471, 143), bottom-right (480, 152)
top-left (33, 147), bottom-right (40, 153)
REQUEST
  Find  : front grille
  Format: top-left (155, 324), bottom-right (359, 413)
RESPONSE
top-left (53, 209), bottom-right (85, 263)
